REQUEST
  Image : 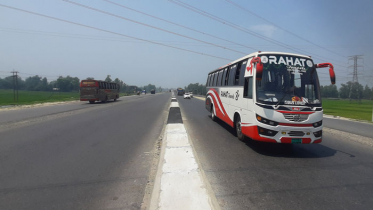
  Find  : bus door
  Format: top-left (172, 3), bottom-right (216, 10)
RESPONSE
top-left (242, 58), bottom-right (255, 124)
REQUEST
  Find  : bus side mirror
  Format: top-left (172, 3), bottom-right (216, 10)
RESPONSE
top-left (256, 62), bottom-right (263, 81)
top-left (315, 63), bottom-right (335, 84)
top-left (248, 57), bottom-right (263, 80)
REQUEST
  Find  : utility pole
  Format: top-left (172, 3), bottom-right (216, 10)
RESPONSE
top-left (11, 70), bottom-right (19, 103)
top-left (348, 55), bottom-right (363, 100)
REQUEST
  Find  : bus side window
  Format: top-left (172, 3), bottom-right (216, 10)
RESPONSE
top-left (206, 75), bottom-right (210, 86)
top-left (239, 60), bottom-right (248, 86)
top-left (217, 71), bottom-right (222, 87)
top-left (244, 77), bottom-right (253, 99)
top-left (234, 62), bottom-right (242, 85)
top-left (228, 65), bottom-right (237, 86)
top-left (221, 69), bottom-right (227, 86)
top-left (213, 73), bottom-right (218, 86)
top-left (225, 68), bottom-right (230, 86)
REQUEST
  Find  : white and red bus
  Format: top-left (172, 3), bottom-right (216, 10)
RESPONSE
top-left (80, 80), bottom-right (120, 104)
top-left (205, 51), bottom-right (335, 144)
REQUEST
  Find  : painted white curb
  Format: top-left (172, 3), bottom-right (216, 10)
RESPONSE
top-left (155, 100), bottom-right (212, 210)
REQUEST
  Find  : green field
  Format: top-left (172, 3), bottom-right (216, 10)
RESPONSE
top-left (322, 99), bottom-right (373, 122)
top-left (0, 89), bottom-right (79, 106)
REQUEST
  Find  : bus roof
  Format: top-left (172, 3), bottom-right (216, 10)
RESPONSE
top-left (208, 51), bottom-right (313, 74)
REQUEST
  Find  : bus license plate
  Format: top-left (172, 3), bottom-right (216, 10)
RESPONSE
top-left (291, 138), bottom-right (302, 143)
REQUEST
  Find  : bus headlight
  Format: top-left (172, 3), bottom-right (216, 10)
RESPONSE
top-left (258, 126), bottom-right (278, 137)
top-left (256, 114), bottom-right (279, 126)
top-left (313, 120), bottom-right (322, 128)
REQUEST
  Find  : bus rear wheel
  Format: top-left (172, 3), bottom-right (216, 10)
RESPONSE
top-left (235, 116), bottom-right (246, 141)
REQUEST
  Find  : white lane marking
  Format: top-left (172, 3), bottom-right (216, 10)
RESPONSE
top-left (158, 123), bottom-right (212, 210)
top-left (170, 102), bottom-right (179, 107)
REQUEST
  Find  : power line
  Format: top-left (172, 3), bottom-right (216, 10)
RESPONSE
top-left (224, 0), bottom-right (346, 58)
top-left (103, 0), bottom-right (258, 51)
top-left (169, 0), bottom-right (347, 67)
top-left (0, 3), bottom-right (232, 61)
top-left (63, 0), bottom-right (247, 55)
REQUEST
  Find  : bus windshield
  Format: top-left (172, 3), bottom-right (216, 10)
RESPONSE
top-left (256, 54), bottom-right (321, 106)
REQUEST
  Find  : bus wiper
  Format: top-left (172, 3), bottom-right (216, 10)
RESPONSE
top-left (275, 93), bottom-right (288, 108)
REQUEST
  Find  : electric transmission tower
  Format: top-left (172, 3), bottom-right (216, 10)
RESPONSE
top-left (347, 55), bottom-right (363, 100)
top-left (348, 55), bottom-right (363, 83)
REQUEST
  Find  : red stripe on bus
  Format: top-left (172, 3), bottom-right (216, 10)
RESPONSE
top-left (241, 126), bottom-right (278, 143)
top-left (280, 137), bottom-right (312, 144)
top-left (276, 111), bottom-right (315, 114)
top-left (313, 139), bottom-right (322, 144)
top-left (208, 88), bottom-right (233, 127)
top-left (80, 98), bottom-right (98, 101)
top-left (279, 123), bottom-right (313, 127)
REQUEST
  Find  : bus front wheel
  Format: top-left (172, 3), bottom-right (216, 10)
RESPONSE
top-left (235, 116), bottom-right (246, 141)
top-left (211, 105), bottom-right (217, 121)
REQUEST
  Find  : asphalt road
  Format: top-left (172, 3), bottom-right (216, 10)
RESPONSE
top-left (0, 93), bottom-right (170, 210)
top-left (178, 96), bottom-right (373, 210)
top-left (323, 117), bottom-right (373, 139)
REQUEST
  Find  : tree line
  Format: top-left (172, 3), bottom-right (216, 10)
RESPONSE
top-left (321, 82), bottom-right (373, 100)
top-left (0, 74), bottom-right (159, 94)
top-left (184, 83), bottom-right (207, 95)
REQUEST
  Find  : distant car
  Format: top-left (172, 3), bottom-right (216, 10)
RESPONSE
top-left (189, 92), bottom-right (193, 98)
top-left (183, 93), bottom-right (191, 99)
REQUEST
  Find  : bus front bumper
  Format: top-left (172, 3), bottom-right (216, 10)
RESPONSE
top-left (242, 125), bottom-right (322, 144)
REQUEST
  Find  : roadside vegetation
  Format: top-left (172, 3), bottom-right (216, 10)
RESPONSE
top-left (322, 99), bottom-right (373, 121)
top-left (0, 89), bottom-right (79, 106)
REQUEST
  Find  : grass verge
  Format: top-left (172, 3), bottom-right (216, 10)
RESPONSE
top-left (322, 99), bottom-right (373, 122)
top-left (0, 89), bottom-right (79, 106)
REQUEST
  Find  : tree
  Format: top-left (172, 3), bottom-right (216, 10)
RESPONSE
top-left (56, 76), bottom-right (80, 92)
top-left (0, 76), bottom-right (14, 89)
top-left (339, 83), bottom-right (350, 99)
top-left (322, 84), bottom-right (338, 98)
top-left (105, 75), bottom-right (112, 82)
top-left (363, 85), bottom-right (372, 99)
top-left (114, 78), bottom-right (120, 84)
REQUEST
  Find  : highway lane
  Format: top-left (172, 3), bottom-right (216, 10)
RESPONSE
top-left (178, 97), bottom-right (373, 210)
top-left (0, 94), bottom-right (148, 124)
top-left (0, 93), bottom-right (170, 210)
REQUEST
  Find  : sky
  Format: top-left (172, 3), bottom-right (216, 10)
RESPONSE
top-left (0, 0), bottom-right (372, 89)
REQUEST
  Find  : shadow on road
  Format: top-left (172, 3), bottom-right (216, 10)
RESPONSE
top-left (80, 100), bottom-right (121, 106)
top-left (211, 115), bottom-right (337, 159)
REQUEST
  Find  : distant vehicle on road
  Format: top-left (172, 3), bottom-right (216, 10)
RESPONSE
top-left (151, 89), bottom-right (155, 94)
top-left (142, 90), bottom-right (146, 94)
top-left (205, 51), bottom-right (335, 144)
top-left (177, 88), bottom-right (185, 96)
top-left (184, 93), bottom-right (191, 99)
top-left (80, 80), bottom-right (120, 104)
top-left (189, 92), bottom-right (193, 98)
